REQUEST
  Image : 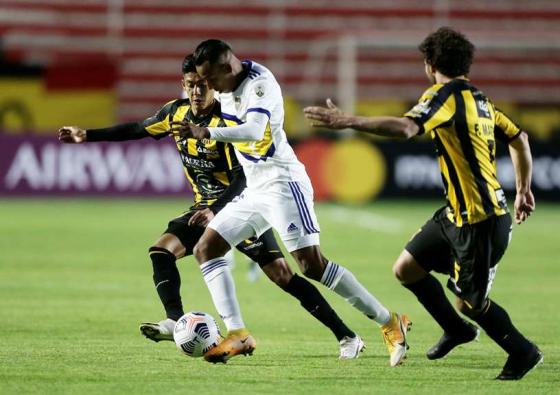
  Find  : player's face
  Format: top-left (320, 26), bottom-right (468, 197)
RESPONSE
top-left (424, 60), bottom-right (436, 84)
top-left (196, 61), bottom-right (230, 93)
top-left (182, 72), bottom-right (214, 114)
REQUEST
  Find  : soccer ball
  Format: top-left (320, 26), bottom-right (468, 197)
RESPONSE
top-left (173, 312), bottom-right (222, 358)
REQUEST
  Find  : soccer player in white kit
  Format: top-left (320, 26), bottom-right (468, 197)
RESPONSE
top-left (170, 39), bottom-right (411, 365)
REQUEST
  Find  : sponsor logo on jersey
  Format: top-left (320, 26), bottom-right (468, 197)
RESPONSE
top-left (255, 84), bottom-right (265, 98)
top-left (182, 156), bottom-right (216, 169)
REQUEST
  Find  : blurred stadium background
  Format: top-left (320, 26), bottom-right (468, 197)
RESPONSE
top-left (1, 0), bottom-right (559, 202)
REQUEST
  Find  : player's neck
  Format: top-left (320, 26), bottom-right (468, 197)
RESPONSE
top-left (192, 100), bottom-right (216, 118)
top-left (228, 57), bottom-right (246, 92)
top-left (435, 72), bottom-right (468, 84)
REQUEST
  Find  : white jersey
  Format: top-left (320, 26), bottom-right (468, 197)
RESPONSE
top-left (216, 61), bottom-right (309, 190)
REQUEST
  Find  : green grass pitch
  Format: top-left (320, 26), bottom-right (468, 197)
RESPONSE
top-left (1, 199), bottom-right (558, 394)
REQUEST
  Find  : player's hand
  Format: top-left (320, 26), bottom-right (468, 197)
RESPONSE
top-left (169, 121), bottom-right (210, 140)
top-left (514, 190), bottom-right (535, 224)
top-left (58, 126), bottom-right (86, 143)
top-left (188, 208), bottom-right (215, 227)
top-left (303, 98), bottom-right (349, 129)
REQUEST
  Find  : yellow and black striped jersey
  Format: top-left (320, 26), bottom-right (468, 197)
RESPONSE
top-left (405, 78), bottom-right (522, 226)
top-left (142, 99), bottom-right (243, 210)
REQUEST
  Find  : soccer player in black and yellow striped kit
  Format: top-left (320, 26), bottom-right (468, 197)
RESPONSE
top-left (58, 55), bottom-right (361, 358)
top-left (305, 27), bottom-right (542, 380)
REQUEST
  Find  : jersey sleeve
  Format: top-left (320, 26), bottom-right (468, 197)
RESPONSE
top-left (245, 76), bottom-right (278, 120)
top-left (209, 144), bottom-right (246, 213)
top-left (494, 107), bottom-right (522, 143)
top-left (86, 122), bottom-right (149, 141)
top-left (141, 100), bottom-right (175, 139)
top-left (404, 86), bottom-right (455, 135)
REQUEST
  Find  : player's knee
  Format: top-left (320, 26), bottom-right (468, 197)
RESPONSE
top-left (393, 250), bottom-right (426, 284)
top-left (193, 235), bottom-right (229, 263)
top-left (299, 259), bottom-right (324, 281)
top-left (392, 260), bottom-right (407, 283)
top-left (193, 233), bottom-right (213, 262)
top-left (262, 258), bottom-right (292, 289)
top-left (148, 245), bottom-right (173, 256)
top-left (151, 234), bottom-right (184, 258)
top-left (192, 241), bottom-right (208, 263)
top-left (151, 242), bottom-right (172, 256)
top-left (292, 247), bottom-right (326, 281)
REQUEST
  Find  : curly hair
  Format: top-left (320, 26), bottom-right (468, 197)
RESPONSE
top-left (419, 27), bottom-right (475, 78)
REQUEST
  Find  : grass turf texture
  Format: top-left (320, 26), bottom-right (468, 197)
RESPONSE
top-left (0, 199), bottom-right (558, 394)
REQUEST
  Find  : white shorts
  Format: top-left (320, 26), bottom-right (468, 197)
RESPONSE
top-left (208, 180), bottom-right (320, 252)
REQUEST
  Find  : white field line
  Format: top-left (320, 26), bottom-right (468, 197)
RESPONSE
top-left (321, 206), bottom-right (403, 234)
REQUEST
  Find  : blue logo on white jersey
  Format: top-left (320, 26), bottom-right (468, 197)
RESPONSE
top-left (287, 223), bottom-right (299, 233)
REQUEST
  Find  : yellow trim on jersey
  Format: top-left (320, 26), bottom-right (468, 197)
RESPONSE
top-left (404, 84), bottom-right (455, 133)
top-left (224, 144), bottom-right (234, 170)
top-left (494, 108), bottom-right (521, 139)
top-left (144, 100), bottom-right (175, 136)
top-left (426, 94), bottom-right (455, 132)
top-left (145, 100), bottom-right (190, 137)
top-left (233, 121), bottom-right (273, 157)
top-left (187, 140), bottom-right (198, 156)
top-left (213, 171), bottom-right (230, 186)
top-left (183, 167), bottom-right (202, 203)
top-left (172, 105), bottom-right (189, 123)
top-left (208, 117), bottom-right (223, 128)
top-left (453, 261), bottom-right (460, 282)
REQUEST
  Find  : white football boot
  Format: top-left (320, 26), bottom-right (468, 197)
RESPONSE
top-left (139, 318), bottom-right (176, 342)
top-left (339, 335), bottom-right (365, 359)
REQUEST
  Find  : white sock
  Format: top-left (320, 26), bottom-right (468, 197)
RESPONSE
top-left (224, 249), bottom-right (236, 269)
top-left (200, 257), bottom-right (245, 331)
top-left (321, 261), bottom-right (391, 325)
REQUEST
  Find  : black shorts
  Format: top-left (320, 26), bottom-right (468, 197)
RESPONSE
top-left (405, 207), bottom-right (512, 309)
top-left (165, 210), bottom-right (284, 266)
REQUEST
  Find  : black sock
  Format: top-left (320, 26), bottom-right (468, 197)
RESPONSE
top-left (285, 274), bottom-right (355, 341)
top-left (149, 247), bottom-right (183, 321)
top-left (473, 299), bottom-right (533, 356)
top-left (404, 274), bottom-right (470, 335)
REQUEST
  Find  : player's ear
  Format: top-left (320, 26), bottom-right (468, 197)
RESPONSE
top-left (222, 63), bottom-right (232, 74)
top-left (426, 62), bottom-right (436, 74)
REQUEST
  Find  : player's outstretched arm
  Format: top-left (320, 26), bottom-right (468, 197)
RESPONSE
top-left (58, 126), bottom-right (86, 143)
top-left (58, 122), bottom-right (150, 143)
top-left (303, 99), bottom-right (419, 139)
top-left (508, 131), bottom-right (534, 224)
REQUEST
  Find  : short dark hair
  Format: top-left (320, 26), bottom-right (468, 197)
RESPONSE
top-left (181, 54), bottom-right (196, 74)
top-left (419, 27), bottom-right (475, 78)
top-left (193, 39), bottom-right (232, 66)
